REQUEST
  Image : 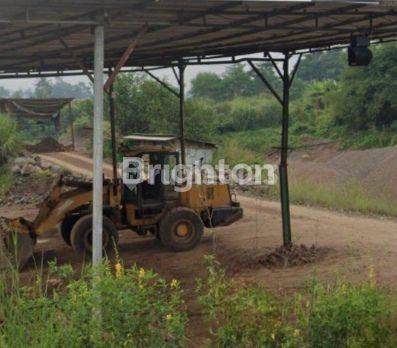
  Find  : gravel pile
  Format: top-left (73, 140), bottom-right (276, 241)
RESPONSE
top-left (26, 137), bottom-right (66, 153)
top-left (11, 156), bottom-right (61, 176)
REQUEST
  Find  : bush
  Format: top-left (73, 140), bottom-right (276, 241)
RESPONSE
top-left (197, 257), bottom-right (396, 348)
top-left (0, 114), bottom-right (22, 165)
top-left (215, 96), bottom-right (281, 133)
top-left (296, 278), bottom-right (395, 348)
top-left (196, 256), bottom-right (298, 347)
top-left (0, 262), bottom-right (187, 347)
top-left (214, 128), bottom-right (304, 166)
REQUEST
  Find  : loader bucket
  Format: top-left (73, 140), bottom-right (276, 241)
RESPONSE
top-left (0, 217), bottom-right (34, 270)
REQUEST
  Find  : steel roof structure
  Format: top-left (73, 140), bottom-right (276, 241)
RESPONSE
top-left (0, 1), bottom-right (396, 78)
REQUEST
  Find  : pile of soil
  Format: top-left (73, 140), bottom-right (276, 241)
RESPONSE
top-left (274, 143), bottom-right (397, 201)
top-left (0, 172), bottom-right (57, 206)
top-left (259, 244), bottom-right (329, 269)
top-left (27, 137), bottom-right (66, 153)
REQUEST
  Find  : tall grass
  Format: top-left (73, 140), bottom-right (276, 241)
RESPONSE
top-left (197, 256), bottom-right (397, 347)
top-left (258, 178), bottom-right (397, 217)
top-left (0, 165), bottom-right (12, 197)
top-left (0, 114), bottom-right (22, 166)
top-left (0, 262), bottom-right (187, 347)
top-left (0, 257), bottom-right (396, 347)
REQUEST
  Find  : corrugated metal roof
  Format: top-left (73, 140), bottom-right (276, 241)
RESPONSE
top-left (123, 135), bottom-right (176, 142)
top-left (0, 1), bottom-right (396, 78)
top-left (122, 134), bottom-right (217, 148)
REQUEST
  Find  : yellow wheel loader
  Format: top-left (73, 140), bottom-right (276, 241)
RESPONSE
top-left (0, 150), bottom-right (243, 269)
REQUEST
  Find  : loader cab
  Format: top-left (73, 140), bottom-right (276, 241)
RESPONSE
top-left (122, 150), bottom-right (180, 224)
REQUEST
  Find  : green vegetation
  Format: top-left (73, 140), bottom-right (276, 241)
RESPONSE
top-left (0, 165), bottom-right (12, 197)
top-left (196, 256), bottom-right (297, 347)
top-left (191, 44), bottom-right (397, 152)
top-left (1, 44), bottom-right (396, 217)
top-left (0, 114), bottom-right (21, 195)
top-left (1, 257), bottom-right (395, 347)
top-left (257, 178), bottom-right (397, 217)
top-left (297, 278), bottom-right (395, 348)
top-left (0, 262), bottom-right (187, 347)
top-left (4, 44), bottom-right (396, 155)
top-left (197, 256), bottom-right (396, 348)
top-left (0, 114), bottom-right (22, 166)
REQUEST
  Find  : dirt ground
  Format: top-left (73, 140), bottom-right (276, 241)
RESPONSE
top-left (30, 149), bottom-right (397, 290)
top-left (2, 150), bottom-right (397, 345)
top-left (269, 143), bottom-right (397, 201)
top-left (1, 195), bottom-right (397, 345)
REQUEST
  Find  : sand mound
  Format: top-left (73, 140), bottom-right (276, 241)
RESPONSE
top-left (279, 143), bottom-right (397, 201)
top-left (259, 244), bottom-right (329, 269)
top-left (27, 137), bottom-right (66, 153)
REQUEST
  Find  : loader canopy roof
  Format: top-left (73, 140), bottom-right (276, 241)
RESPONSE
top-left (0, 1), bottom-right (397, 78)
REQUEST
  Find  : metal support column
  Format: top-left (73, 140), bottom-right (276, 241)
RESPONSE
top-left (249, 53), bottom-right (300, 247)
top-left (178, 63), bottom-right (186, 165)
top-left (280, 54), bottom-right (292, 246)
top-left (92, 24), bottom-right (105, 266)
top-left (108, 71), bottom-right (118, 183)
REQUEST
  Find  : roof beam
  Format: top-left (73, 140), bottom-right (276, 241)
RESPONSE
top-left (59, 38), bottom-right (94, 83)
top-left (137, 3), bottom-right (363, 55)
top-left (145, 7), bottom-right (389, 58)
top-left (104, 25), bottom-right (147, 92)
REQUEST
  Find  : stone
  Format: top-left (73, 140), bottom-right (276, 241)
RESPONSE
top-left (20, 163), bottom-right (35, 176)
top-left (11, 165), bottom-right (21, 174)
top-left (40, 161), bottom-right (52, 170)
top-left (14, 157), bottom-right (29, 167)
top-left (50, 165), bottom-right (62, 174)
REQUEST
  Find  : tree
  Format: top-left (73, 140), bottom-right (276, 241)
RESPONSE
top-left (114, 73), bottom-right (178, 135)
top-left (190, 72), bottom-right (224, 100)
top-left (51, 78), bottom-right (92, 98)
top-left (222, 64), bottom-right (255, 99)
top-left (329, 43), bottom-right (397, 132)
top-left (297, 50), bottom-right (345, 82)
top-left (0, 86), bottom-right (9, 98)
top-left (34, 78), bottom-right (52, 98)
top-left (248, 62), bottom-right (281, 97)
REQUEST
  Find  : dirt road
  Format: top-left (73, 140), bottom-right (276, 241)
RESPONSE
top-left (39, 151), bottom-right (115, 178)
top-left (11, 151), bottom-right (397, 290)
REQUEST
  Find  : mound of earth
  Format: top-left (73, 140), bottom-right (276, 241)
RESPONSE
top-left (27, 137), bottom-right (66, 153)
top-left (259, 244), bottom-right (329, 269)
top-left (269, 143), bottom-right (397, 201)
top-left (0, 171), bottom-right (57, 206)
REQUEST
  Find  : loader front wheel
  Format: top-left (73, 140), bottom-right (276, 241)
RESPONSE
top-left (159, 207), bottom-right (204, 252)
top-left (70, 215), bottom-right (119, 255)
top-left (60, 214), bottom-right (81, 246)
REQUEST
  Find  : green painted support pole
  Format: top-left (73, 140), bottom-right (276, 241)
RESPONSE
top-left (178, 62), bottom-right (186, 166)
top-left (280, 53), bottom-right (292, 247)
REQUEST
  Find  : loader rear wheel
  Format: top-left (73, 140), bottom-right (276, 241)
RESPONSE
top-left (70, 215), bottom-right (119, 255)
top-left (159, 207), bottom-right (204, 252)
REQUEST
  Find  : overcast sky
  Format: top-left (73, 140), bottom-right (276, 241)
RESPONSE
top-left (0, 64), bottom-right (229, 92)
